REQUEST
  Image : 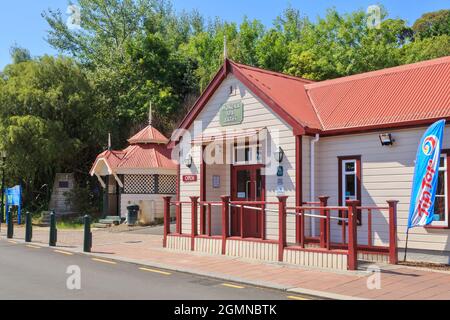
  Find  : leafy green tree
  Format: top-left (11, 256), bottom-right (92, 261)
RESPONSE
top-left (234, 17), bottom-right (265, 66)
top-left (9, 45), bottom-right (31, 64)
top-left (413, 10), bottom-right (450, 39)
top-left (0, 55), bottom-right (106, 209)
top-left (43, 0), bottom-right (200, 138)
top-left (285, 8), bottom-right (413, 80)
top-left (401, 35), bottom-right (450, 64)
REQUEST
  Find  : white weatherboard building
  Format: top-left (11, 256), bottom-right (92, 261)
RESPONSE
top-left (164, 56), bottom-right (450, 268)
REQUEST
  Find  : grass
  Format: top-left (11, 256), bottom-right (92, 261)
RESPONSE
top-left (30, 213), bottom-right (98, 230)
top-left (56, 220), bottom-right (85, 230)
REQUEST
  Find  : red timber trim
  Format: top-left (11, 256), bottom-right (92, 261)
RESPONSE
top-left (176, 161), bottom-right (181, 233)
top-left (278, 196), bottom-right (288, 262)
top-left (347, 200), bottom-right (359, 270)
top-left (320, 117), bottom-right (450, 137)
top-left (285, 246), bottom-right (348, 255)
top-left (190, 196), bottom-right (199, 251)
top-left (338, 155), bottom-right (362, 226)
top-left (295, 135), bottom-right (303, 244)
top-left (163, 196), bottom-right (172, 248)
top-left (425, 149), bottom-right (450, 229)
top-left (169, 59), bottom-right (307, 148)
top-left (228, 61), bottom-right (305, 135)
top-left (318, 196), bottom-right (329, 248)
top-left (227, 237), bottom-right (278, 244)
top-left (387, 200), bottom-right (399, 264)
top-left (199, 145), bottom-right (206, 234)
top-left (221, 195), bottom-right (230, 255)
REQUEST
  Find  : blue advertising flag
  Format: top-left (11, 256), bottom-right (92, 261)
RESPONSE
top-left (408, 120), bottom-right (446, 229)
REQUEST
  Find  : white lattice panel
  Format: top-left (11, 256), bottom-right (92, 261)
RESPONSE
top-left (124, 175), bottom-right (155, 194)
top-left (158, 175), bottom-right (177, 194)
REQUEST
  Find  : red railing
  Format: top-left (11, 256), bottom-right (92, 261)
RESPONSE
top-left (163, 195), bottom-right (399, 270)
top-left (229, 201), bottom-right (278, 241)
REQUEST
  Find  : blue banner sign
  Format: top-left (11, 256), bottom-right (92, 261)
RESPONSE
top-left (408, 120), bottom-right (445, 228)
top-left (5, 185), bottom-right (22, 224)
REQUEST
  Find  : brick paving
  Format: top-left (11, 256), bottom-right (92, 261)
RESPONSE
top-left (2, 226), bottom-right (450, 300)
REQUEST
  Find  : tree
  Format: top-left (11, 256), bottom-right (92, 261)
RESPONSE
top-left (43, 0), bottom-right (200, 138)
top-left (0, 55), bottom-right (106, 210)
top-left (413, 10), bottom-right (450, 39)
top-left (9, 45), bottom-right (31, 64)
top-left (285, 8), bottom-right (413, 80)
top-left (401, 35), bottom-right (450, 64)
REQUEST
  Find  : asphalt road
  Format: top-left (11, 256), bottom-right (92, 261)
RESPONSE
top-left (0, 239), bottom-right (316, 300)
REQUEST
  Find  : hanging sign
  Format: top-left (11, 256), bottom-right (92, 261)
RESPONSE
top-left (182, 175), bottom-right (198, 183)
top-left (276, 178), bottom-right (285, 195)
top-left (219, 101), bottom-right (244, 126)
top-left (277, 166), bottom-right (284, 177)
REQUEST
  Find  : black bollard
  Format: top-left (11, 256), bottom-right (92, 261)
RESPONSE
top-left (25, 211), bottom-right (33, 242)
top-left (83, 215), bottom-right (92, 253)
top-left (49, 211), bottom-right (57, 246)
top-left (7, 210), bottom-right (13, 239)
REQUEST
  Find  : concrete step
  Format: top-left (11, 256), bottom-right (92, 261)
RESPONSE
top-left (105, 216), bottom-right (122, 222)
top-left (93, 223), bottom-right (110, 228)
top-left (99, 219), bottom-right (120, 226)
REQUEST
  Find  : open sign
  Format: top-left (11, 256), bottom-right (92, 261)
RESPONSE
top-left (183, 175), bottom-right (198, 183)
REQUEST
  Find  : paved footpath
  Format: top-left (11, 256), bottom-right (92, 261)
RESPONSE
top-left (3, 226), bottom-right (450, 300)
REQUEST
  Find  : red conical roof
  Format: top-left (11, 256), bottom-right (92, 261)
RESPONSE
top-left (127, 125), bottom-right (169, 144)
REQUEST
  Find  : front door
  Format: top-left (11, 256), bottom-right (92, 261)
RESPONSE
top-left (231, 165), bottom-right (265, 238)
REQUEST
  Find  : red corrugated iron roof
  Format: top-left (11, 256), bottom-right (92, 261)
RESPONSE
top-left (128, 125), bottom-right (169, 144)
top-left (90, 125), bottom-right (176, 176)
top-left (229, 61), bottom-right (323, 130)
top-left (305, 56), bottom-right (450, 132)
top-left (116, 144), bottom-right (176, 170)
top-left (174, 57), bottom-right (450, 140)
top-left (89, 150), bottom-right (127, 175)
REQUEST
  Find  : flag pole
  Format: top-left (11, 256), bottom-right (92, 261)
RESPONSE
top-left (403, 227), bottom-right (410, 262)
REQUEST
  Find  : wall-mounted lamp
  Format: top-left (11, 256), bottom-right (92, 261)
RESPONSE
top-left (274, 146), bottom-right (284, 163)
top-left (184, 154), bottom-right (193, 168)
top-left (379, 133), bottom-right (395, 146)
top-left (0, 151), bottom-right (6, 161)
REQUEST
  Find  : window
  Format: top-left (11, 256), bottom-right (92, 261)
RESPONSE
top-left (338, 156), bottom-right (362, 225)
top-left (428, 152), bottom-right (449, 228)
top-left (342, 160), bottom-right (357, 203)
top-left (234, 144), bottom-right (262, 165)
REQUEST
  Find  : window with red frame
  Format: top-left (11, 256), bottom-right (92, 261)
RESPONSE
top-left (428, 151), bottom-right (450, 228)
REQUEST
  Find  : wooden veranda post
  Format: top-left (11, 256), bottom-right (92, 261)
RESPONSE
top-left (319, 196), bottom-right (329, 248)
top-left (387, 200), bottom-right (399, 264)
top-left (190, 196), bottom-right (199, 251)
top-left (347, 200), bottom-right (359, 270)
top-left (163, 196), bottom-right (172, 248)
top-left (221, 196), bottom-right (230, 255)
top-left (278, 196), bottom-right (288, 262)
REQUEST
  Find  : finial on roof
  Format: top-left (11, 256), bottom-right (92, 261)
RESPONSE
top-left (108, 132), bottom-right (112, 151)
top-left (223, 35), bottom-right (228, 60)
top-left (148, 102), bottom-right (153, 126)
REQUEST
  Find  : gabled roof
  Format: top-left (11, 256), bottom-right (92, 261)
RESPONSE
top-left (90, 125), bottom-right (176, 176)
top-left (128, 125), bottom-right (169, 144)
top-left (230, 61), bottom-right (322, 130)
top-left (172, 56), bottom-right (450, 141)
top-left (305, 56), bottom-right (450, 133)
top-left (171, 59), bottom-right (318, 144)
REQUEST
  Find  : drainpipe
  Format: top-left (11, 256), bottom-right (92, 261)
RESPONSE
top-left (310, 134), bottom-right (320, 237)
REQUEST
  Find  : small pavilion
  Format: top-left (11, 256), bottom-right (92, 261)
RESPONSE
top-left (90, 122), bottom-right (177, 224)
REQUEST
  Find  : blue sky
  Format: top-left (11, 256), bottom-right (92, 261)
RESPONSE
top-left (1, 0), bottom-right (449, 70)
